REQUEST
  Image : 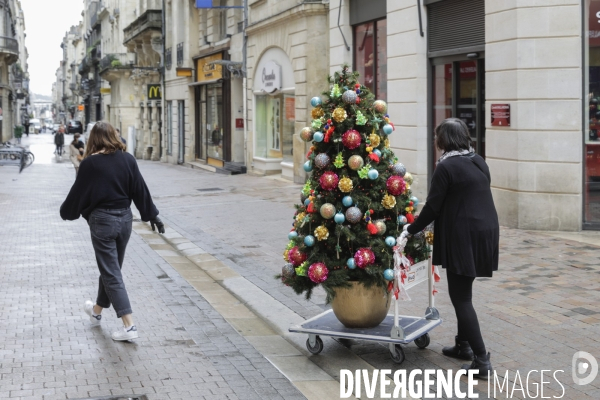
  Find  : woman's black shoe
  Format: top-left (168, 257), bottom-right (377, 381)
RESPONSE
top-left (442, 336), bottom-right (474, 361)
top-left (462, 352), bottom-right (492, 379)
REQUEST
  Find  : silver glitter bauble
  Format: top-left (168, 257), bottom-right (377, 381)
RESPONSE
top-left (375, 220), bottom-right (387, 235)
top-left (345, 206), bottom-right (363, 224)
top-left (314, 153), bottom-right (331, 169)
top-left (391, 162), bottom-right (407, 177)
top-left (320, 203), bottom-right (336, 219)
top-left (342, 90), bottom-right (358, 105)
top-left (282, 263), bottom-right (296, 279)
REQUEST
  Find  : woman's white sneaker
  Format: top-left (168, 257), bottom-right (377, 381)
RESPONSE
top-left (112, 325), bottom-right (138, 341)
top-left (83, 300), bottom-right (102, 326)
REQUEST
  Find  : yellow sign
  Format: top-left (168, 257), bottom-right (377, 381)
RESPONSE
top-left (100, 88), bottom-right (111, 94)
top-left (176, 68), bottom-right (194, 78)
top-left (77, 105), bottom-right (84, 111)
top-left (147, 84), bottom-right (162, 100)
top-left (196, 53), bottom-right (223, 82)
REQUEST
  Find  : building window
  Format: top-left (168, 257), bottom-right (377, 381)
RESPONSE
top-left (353, 18), bottom-right (387, 101)
top-left (165, 47), bottom-right (172, 70)
top-left (219, 10), bottom-right (227, 40)
top-left (254, 93), bottom-right (295, 162)
top-left (176, 43), bottom-right (183, 67)
top-left (167, 100), bottom-right (173, 155)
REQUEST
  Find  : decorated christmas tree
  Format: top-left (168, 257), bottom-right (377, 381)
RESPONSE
top-left (280, 66), bottom-right (429, 301)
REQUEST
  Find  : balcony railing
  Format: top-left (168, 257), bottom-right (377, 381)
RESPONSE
top-left (165, 47), bottom-right (172, 70)
top-left (176, 43), bottom-right (183, 67)
top-left (89, 0), bottom-right (101, 27)
top-left (0, 36), bottom-right (19, 57)
top-left (99, 53), bottom-right (137, 74)
top-left (123, 10), bottom-right (162, 45)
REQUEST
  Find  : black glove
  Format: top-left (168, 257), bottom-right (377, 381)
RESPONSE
top-left (150, 216), bottom-right (165, 234)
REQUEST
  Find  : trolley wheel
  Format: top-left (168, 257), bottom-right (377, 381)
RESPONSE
top-left (390, 344), bottom-right (405, 364)
top-left (306, 336), bottom-right (323, 355)
top-left (414, 333), bottom-right (430, 349)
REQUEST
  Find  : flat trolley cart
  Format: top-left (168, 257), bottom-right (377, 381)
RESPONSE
top-left (289, 245), bottom-right (442, 364)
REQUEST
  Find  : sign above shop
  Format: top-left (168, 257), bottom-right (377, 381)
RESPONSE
top-left (260, 61), bottom-right (282, 93)
top-left (147, 84), bottom-right (162, 100)
top-left (491, 104), bottom-right (510, 127)
top-left (100, 88), bottom-right (111, 94)
top-left (196, 53), bottom-right (223, 83)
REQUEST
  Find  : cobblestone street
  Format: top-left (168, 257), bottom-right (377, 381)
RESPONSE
top-left (1, 134), bottom-right (599, 399)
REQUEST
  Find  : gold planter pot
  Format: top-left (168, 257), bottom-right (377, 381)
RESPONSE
top-left (330, 281), bottom-right (391, 328)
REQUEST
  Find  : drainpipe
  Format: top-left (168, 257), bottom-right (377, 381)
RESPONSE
top-left (242, 0), bottom-right (248, 167)
top-left (161, 0), bottom-right (166, 161)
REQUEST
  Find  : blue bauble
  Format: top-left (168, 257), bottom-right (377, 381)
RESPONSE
top-left (342, 196), bottom-right (353, 207)
top-left (289, 231), bottom-right (299, 240)
top-left (334, 212), bottom-right (345, 224)
top-left (368, 169), bottom-right (379, 180)
top-left (398, 215), bottom-right (408, 225)
top-left (310, 97), bottom-right (322, 107)
top-left (373, 149), bottom-right (382, 158)
top-left (383, 269), bottom-right (395, 281)
top-left (347, 258), bottom-right (356, 269)
top-left (303, 160), bottom-right (313, 172)
top-left (304, 235), bottom-right (315, 247)
top-left (304, 198), bottom-right (311, 206)
top-left (313, 132), bottom-right (324, 142)
top-left (410, 196), bottom-right (419, 207)
top-left (385, 236), bottom-right (397, 247)
top-left (383, 124), bottom-right (393, 135)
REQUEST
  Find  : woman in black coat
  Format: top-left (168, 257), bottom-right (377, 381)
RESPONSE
top-left (401, 118), bottom-right (499, 377)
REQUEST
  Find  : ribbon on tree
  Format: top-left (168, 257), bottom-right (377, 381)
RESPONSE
top-left (391, 234), bottom-right (411, 301)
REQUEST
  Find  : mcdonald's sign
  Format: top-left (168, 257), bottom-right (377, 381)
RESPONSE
top-left (147, 84), bottom-right (162, 100)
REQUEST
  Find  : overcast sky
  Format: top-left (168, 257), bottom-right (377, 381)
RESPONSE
top-left (21, 0), bottom-right (84, 96)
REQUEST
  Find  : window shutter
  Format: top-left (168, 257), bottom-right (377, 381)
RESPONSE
top-left (427, 0), bottom-right (485, 56)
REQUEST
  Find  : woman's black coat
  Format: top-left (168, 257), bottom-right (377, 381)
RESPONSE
top-left (407, 154), bottom-right (499, 277)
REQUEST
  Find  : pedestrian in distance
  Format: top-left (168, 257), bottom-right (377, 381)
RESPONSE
top-left (54, 126), bottom-right (65, 158)
top-left (60, 121), bottom-right (165, 341)
top-left (116, 128), bottom-right (127, 148)
top-left (399, 118), bottom-right (499, 378)
top-left (69, 133), bottom-right (85, 176)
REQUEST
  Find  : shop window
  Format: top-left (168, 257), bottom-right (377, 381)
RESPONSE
top-left (353, 19), bottom-right (387, 101)
top-left (255, 93), bottom-right (295, 161)
top-left (206, 83), bottom-right (223, 160)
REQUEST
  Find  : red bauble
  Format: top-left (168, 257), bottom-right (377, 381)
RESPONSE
top-left (354, 248), bottom-right (376, 268)
top-left (319, 171), bottom-right (339, 191)
top-left (386, 176), bottom-right (406, 196)
top-left (308, 262), bottom-right (329, 283)
top-left (342, 129), bottom-right (362, 150)
top-left (406, 213), bottom-right (414, 223)
top-left (288, 246), bottom-right (307, 266)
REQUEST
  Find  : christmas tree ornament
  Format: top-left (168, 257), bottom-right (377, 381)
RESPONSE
top-left (342, 90), bottom-right (358, 104)
top-left (385, 236), bottom-right (397, 247)
top-left (382, 124), bottom-right (394, 135)
top-left (373, 149), bottom-right (382, 158)
top-left (312, 119), bottom-right (323, 130)
top-left (383, 268), bottom-right (395, 281)
top-left (367, 221), bottom-right (379, 235)
top-left (282, 263), bottom-right (296, 279)
top-left (368, 169), bottom-right (379, 180)
top-left (334, 212), bottom-right (345, 224)
top-left (381, 194), bottom-right (397, 209)
top-left (410, 195), bottom-right (419, 208)
top-left (398, 215), bottom-right (408, 225)
top-left (332, 107), bottom-right (347, 123)
top-left (358, 165), bottom-right (370, 179)
top-left (368, 132), bottom-right (381, 147)
top-left (288, 246), bottom-right (307, 266)
top-left (355, 110), bottom-right (367, 125)
top-left (348, 155), bottom-right (364, 171)
top-left (338, 177), bottom-right (353, 193)
top-left (342, 129), bottom-right (361, 149)
top-left (314, 225), bottom-right (329, 241)
top-left (304, 198), bottom-right (311, 206)
top-left (391, 162), bottom-right (407, 177)
top-left (347, 258), bottom-right (357, 269)
top-left (425, 231), bottom-right (434, 245)
top-left (386, 176), bottom-right (406, 196)
top-left (333, 152), bottom-right (345, 168)
top-left (313, 132), bottom-right (324, 142)
top-left (404, 172), bottom-right (414, 185)
top-left (304, 235), bottom-right (315, 247)
top-left (375, 220), bottom-right (387, 235)
top-left (331, 84), bottom-right (342, 98)
top-left (319, 171), bottom-right (339, 191)
top-left (310, 96), bottom-right (322, 107)
top-left (354, 248), bottom-right (376, 268)
top-left (288, 231), bottom-right (298, 240)
top-left (295, 261), bottom-right (308, 276)
top-left (303, 160), bottom-right (313, 172)
top-left (314, 153), bottom-right (330, 169)
top-left (345, 206), bottom-right (362, 224)
top-left (302, 182), bottom-right (311, 196)
top-left (373, 100), bottom-right (388, 114)
top-left (311, 107), bottom-right (324, 119)
top-left (384, 138), bottom-right (390, 148)
top-left (320, 203), bottom-right (336, 219)
top-left (342, 195), bottom-right (354, 207)
top-left (300, 127), bottom-right (314, 142)
top-left (308, 262), bottom-right (329, 283)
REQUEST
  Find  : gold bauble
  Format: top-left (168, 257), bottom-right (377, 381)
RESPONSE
top-left (314, 225), bottom-right (330, 241)
top-left (369, 133), bottom-right (381, 148)
top-left (374, 220), bottom-right (387, 235)
top-left (425, 231), bottom-right (434, 245)
top-left (338, 177), bottom-right (353, 193)
top-left (348, 155), bottom-right (364, 171)
top-left (283, 249), bottom-right (290, 261)
top-left (332, 107), bottom-right (348, 123)
top-left (404, 172), bottom-right (414, 185)
top-left (381, 194), bottom-right (397, 209)
top-left (384, 138), bottom-right (390, 148)
top-left (295, 212), bottom-right (306, 229)
top-left (311, 107), bottom-right (324, 119)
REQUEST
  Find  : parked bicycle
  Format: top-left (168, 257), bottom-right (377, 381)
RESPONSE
top-left (1, 141), bottom-right (34, 169)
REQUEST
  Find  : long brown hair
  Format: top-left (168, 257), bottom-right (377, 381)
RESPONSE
top-left (83, 122), bottom-right (126, 158)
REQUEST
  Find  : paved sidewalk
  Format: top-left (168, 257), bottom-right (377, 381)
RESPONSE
top-left (0, 134), bottom-right (304, 400)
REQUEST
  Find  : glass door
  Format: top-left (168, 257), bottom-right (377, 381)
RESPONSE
top-left (206, 83), bottom-right (223, 161)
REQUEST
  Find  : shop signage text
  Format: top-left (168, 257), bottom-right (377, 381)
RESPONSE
top-left (196, 53), bottom-right (223, 83)
top-left (147, 84), bottom-right (162, 100)
top-left (491, 104), bottom-right (510, 127)
top-left (261, 61), bottom-right (281, 93)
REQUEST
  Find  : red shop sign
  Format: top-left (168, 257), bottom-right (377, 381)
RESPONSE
top-left (491, 104), bottom-right (510, 127)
